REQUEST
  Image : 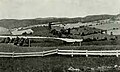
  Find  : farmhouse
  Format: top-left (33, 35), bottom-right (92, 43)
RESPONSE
top-left (11, 29), bottom-right (34, 35)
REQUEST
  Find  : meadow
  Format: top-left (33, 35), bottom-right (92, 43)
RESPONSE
top-left (0, 55), bottom-right (120, 72)
top-left (0, 43), bottom-right (120, 52)
top-left (0, 41), bottom-right (120, 72)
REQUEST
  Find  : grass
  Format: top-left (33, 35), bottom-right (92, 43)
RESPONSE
top-left (0, 42), bottom-right (120, 72)
top-left (82, 33), bottom-right (112, 39)
top-left (91, 21), bottom-right (120, 30)
top-left (30, 38), bottom-right (64, 47)
top-left (0, 43), bottom-right (56, 52)
top-left (0, 44), bottom-right (120, 53)
top-left (0, 56), bottom-right (120, 72)
top-left (82, 40), bottom-right (120, 45)
top-left (70, 26), bottom-right (102, 35)
top-left (31, 26), bottom-right (54, 37)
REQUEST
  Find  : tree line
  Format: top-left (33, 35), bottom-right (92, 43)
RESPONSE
top-left (83, 36), bottom-right (117, 42)
top-left (0, 37), bottom-right (29, 46)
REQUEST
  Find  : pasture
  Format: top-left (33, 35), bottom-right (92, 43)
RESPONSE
top-left (91, 21), bottom-right (120, 30)
top-left (63, 20), bottom-right (120, 35)
top-left (0, 55), bottom-right (120, 72)
top-left (0, 44), bottom-right (120, 72)
top-left (0, 44), bottom-right (120, 52)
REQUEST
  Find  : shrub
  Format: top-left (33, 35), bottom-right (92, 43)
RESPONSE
top-left (18, 38), bottom-right (25, 46)
top-left (13, 37), bottom-right (19, 45)
top-left (5, 37), bottom-right (10, 43)
top-left (81, 32), bottom-right (85, 36)
top-left (22, 32), bottom-right (27, 35)
top-left (93, 38), bottom-right (97, 41)
top-left (9, 38), bottom-right (15, 43)
top-left (83, 38), bottom-right (92, 42)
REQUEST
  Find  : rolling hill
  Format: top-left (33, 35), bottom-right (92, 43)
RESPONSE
top-left (0, 14), bottom-right (117, 29)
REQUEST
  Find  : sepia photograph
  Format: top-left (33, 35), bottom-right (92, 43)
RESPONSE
top-left (0, 0), bottom-right (120, 72)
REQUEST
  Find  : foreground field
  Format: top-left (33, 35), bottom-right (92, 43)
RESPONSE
top-left (0, 44), bottom-right (120, 71)
top-left (0, 56), bottom-right (120, 72)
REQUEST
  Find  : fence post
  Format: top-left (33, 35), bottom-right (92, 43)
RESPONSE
top-left (116, 50), bottom-right (119, 57)
top-left (86, 50), bottom-right (88, 57)
top-left (12, 52), bottom-right (14, 58)
top-left (56, 49), bottom-right (58, 54)
top-left (100, 51), bottom-right (102, 56)
top-left (42, 51), bottom-right (44, 57)
top-left (79, 42), bottom-right (81, 46)
top-left (71, 49), bottom-right (73, 57)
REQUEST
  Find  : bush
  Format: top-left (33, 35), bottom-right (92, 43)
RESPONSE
top-left (83, 38), bottom-right (92, 42)
top-left (93, 38), bottom-right (97, 41)
top-left (110, 38), bottom-right (115, 40)
top-left (9, 38), bottom-right (15, 43)
top-left (18, 38), bottom-right (25, 46)
top-left (5, 37), bottom-right (10, 43)
top-left (13, 37), bottom-right (19, 45)
top-left (81, 32), bottom-right (85, 36)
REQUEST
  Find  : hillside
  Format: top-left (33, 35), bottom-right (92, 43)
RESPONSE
top-left (0, 14), bottom-right (116, 29)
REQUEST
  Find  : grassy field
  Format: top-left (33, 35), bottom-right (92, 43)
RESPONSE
top-left (31, 26), bottom-right (54, 37)
top-left (82, 40), bottom-right (120, 45)
top-left (0, 55), bottom-right (120, 72)
top-left (91, 21), bottom-right (120, 30)
top-left (0, 44), bottom-right (120, 72)
top-left (0, 44), bottom-right (120, 53)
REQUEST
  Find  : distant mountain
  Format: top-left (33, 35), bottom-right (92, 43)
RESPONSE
top-left (0, 14), bottom-right (118, 29)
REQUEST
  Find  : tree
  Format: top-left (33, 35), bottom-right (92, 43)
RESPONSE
top-left (93, 37), bottom-right (97, 41)
top-left (29, 32), bottom-right (33, 35)
top-left (60, 29), bottom-right (67, 34)
top-left (48, 22), bottom-right (52, 29)
top-left (9, 38), bottom-right (15, 43)
top-left (13, 37), bottom-right (19, 45)
top-left (51, 29), bottom-right (57, 35)
top-left (23, 38), bottom-right (30, 47)
top-left (81, 32), bottom-right (85, 36)
top-left (93, 31), bottom-right (98, 34)
top-left (25, 38), bottom-right (29, 44)
top-left (83, 38), bottom-right (92, 42)
top-left (18, 38), bottom-right (25, 46)
top-left (57, 32), bottom-right (62, 38)
top-left (68, 28), bottom-right (71, 34)
top-left (110, 32), bottom-right (113, 35)
top-left (101, 37), bottom-right (107, 41)
top-left (5, 37), bottom-right (10, 43)
top-left (22, 32), bottom-right (27, 35)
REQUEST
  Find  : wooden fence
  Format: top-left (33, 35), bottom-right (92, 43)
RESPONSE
top-left (0, 49), bottom-right (120, 57)
top-left (58, 50), bottom-right (120, 57)
top-left (0, 49), bottom-right (58, 57)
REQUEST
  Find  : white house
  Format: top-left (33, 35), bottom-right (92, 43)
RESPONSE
top-left (11, 29), bottom-right (34, 35)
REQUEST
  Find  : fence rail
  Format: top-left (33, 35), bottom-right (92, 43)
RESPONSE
top-left (0, 49), bottom-right (120, 57)
top-left (0, 49), bottom-right (58, 57)
top-left (58, 50), bottom-right (120, 57)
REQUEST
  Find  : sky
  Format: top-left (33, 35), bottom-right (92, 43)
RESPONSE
top-left (0, 0), bottom-right (120, 19)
